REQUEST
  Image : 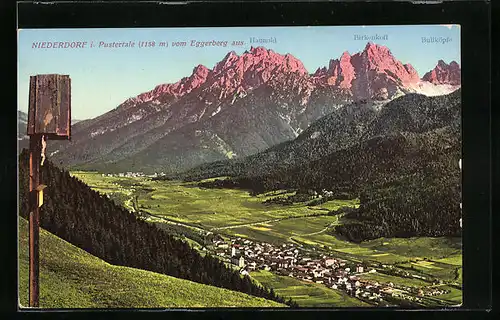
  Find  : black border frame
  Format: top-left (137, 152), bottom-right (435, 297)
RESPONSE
top-left (4, 0), bottom-right (492, 318)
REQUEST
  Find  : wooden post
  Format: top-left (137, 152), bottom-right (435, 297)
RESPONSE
top-left (26, 74), bottom-right (71, 308)
top-left (28, 134), bottom-right (42, 307)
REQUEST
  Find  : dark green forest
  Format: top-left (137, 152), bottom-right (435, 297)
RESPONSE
top-left (188, 127), bottom-right (461, 241)
top-left (18, 150), bottom-right (297, 307)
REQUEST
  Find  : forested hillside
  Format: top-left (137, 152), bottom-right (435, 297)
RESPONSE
top-left (197, 127), bottom-right (461, 241)
top-left (18, 150), bottom-right (296, 307)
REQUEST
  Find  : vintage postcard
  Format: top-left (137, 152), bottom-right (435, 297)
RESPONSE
top-left (18, 25), bottom-right (462, 308)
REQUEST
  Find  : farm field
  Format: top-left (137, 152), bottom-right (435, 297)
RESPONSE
top-left (223, 215), bottom-right (344, 245)
top-left (396, 259), bottom-right (460, 282)
top-left (18, 217), bottom-right (285, 308)
top-left (434, 255), bottom-right (463, 266)
top-left (250, 270), bottom-right (370, 307)
top-left (422, 285), bottom-right (462, 305)
top-left (438, 286), bottom-right (463, 303)
top-left (358, 271), bottom-right (429, 288)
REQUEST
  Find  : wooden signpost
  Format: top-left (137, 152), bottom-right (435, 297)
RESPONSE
top-left (27, 74), bottom-right (71, 307)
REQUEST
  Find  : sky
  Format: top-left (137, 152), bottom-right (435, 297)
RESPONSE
top-left (18, 25), bottom-right (460, 120)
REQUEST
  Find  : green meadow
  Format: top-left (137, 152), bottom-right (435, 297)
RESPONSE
top-left (434, 255), bottom-right (463, 266)
top-left (397, 260), bottom-right (459, 282)
top-left (71, 172), bottom-right (359, 230)
top-left (423, 285), bottom-right (463, 305)
top-left (18, 217), bottom-right (285, 308)
top-left (358, 271), bottom-right (429, 288)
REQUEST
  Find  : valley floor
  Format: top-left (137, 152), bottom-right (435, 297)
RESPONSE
top-left (68, 171), bottom-right (463, 308)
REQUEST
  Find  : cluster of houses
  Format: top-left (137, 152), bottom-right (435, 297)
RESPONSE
top-left (209, 237), bottom-right (389, 303)
top-left (101, 172), bottom-right (166, 178)
top-left (416, 287), bottom-right (451, 297)
top-left (208, 236), bottom-right (451, 305)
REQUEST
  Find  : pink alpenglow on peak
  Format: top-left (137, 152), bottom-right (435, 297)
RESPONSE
top-left (313, 52), bottom-right (355, 89)
top-left (314, 42), bottom-right (420, 100)
top-left (213, 46), bottom-right (308, 76)
top-left (357, 42), bottom-right (420, 85)
top-left (208, 46), bottom-right (309, 100)
top-left (422, 60), bottom-right (461, 85)
top-left (125, 64), bottom-right (211, 106)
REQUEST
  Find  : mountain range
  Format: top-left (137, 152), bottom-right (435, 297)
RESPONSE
top-left (21, 43), bottom-right (460, 174)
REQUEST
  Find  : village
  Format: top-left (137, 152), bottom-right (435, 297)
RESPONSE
top-left (207, 236), bottom-right (451, 306)
top-left (102, 172), bottom-right (166, 178)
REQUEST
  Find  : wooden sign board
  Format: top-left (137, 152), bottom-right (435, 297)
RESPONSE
top-left (36, 184), bottom-right (47, 208)
top-left (27, 74), bottom-right (71, 140)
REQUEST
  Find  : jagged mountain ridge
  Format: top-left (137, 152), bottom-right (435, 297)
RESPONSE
top-left (422, 60), bottom-right (461, 85)
top-left (46, 43), bottom-right (460, 173)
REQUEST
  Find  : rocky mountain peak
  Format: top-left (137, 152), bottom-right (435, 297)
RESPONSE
top-left (124, 63), bottom-right (210, 107)
top-left (205, 46), bottom-right (309, 100)
top-left (313, 42), bottom-right (420, 99)
top-left (422, 60), bottom-right (461, 85)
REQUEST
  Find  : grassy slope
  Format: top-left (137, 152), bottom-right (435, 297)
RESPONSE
top-left (18, 218), bottom-right (285, 308)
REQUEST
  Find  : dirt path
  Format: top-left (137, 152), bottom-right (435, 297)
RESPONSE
top-left (140, 210), bottom-right (211, 234)
top-left (209, 212), bottom-right (336, 232)
top-left (298, 226), bottom-right (330, 237)
top-left (209, 218), bottom-right (284, 231)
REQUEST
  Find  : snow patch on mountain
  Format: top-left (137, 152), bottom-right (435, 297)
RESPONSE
top-left (412, 81), bottom-right (460, 96)
top-left (211, 106), bottom-right (222, 117)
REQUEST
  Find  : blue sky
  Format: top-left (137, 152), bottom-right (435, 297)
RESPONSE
top-left (18, 25), bottom-right (460, 119)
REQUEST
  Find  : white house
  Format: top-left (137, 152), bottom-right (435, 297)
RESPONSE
top-left (325, 259), bottom-right (336, 266)
top-left (240, 269), bottom-right (249, 276)
top-left (231, 256), bottom-right (245, 268)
